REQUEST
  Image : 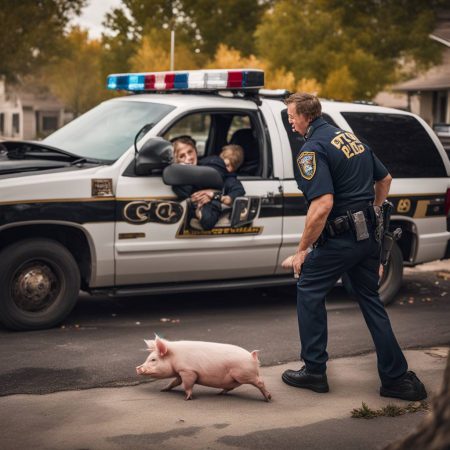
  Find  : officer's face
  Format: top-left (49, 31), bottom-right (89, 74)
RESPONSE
top-left (287, 103), bottom-right (310, 136)
top-left (175, 143), bottom-right (198, 165)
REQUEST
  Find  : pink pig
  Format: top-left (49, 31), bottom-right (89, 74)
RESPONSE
top-left (136, 336), bottom-right (271, 401)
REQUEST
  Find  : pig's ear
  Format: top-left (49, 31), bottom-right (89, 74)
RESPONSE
top-left (155, 336), bottom-right (168, 357)
top-left (144, 339), bottom-right (155, 351)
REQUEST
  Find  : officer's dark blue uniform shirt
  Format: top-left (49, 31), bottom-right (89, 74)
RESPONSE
top-left (294, 117), bottom-right (388, 217)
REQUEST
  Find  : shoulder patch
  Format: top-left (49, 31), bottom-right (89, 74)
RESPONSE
top-left (297, 151), bottom-right (316, 180)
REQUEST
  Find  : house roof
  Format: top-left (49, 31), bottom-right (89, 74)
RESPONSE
top-left (393, 12), bottom-right (450, 92)
top-left (430, 12), bottom-right (450, 46)
top-left (393, 48), bottom-right (450, 92)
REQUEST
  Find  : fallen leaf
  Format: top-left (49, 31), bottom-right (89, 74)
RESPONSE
top-left (437, 271), bottom-right (450, 280)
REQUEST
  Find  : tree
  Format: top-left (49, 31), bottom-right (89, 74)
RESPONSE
top-left (104, 0), bottom-right (272, 62)
top-left (101, 8), bottom-right (139, 75)
top-left (321, 66), bottom-right (357, 102)
top-left (255, 0), bottom-right (447, 100)
top-left (40, 28), bottom-right (108, 117)
top-left (0, 0), bottom-right (86, 81)
top-left (207, 44), bottom-right (306, 91)
top-left (129, 29), bottom-right (200, 72)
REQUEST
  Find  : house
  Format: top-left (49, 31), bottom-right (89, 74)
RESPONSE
top-left (0, 77), bottom-right (69, 141)
top-left (391, 13), bottom-right (450, 152)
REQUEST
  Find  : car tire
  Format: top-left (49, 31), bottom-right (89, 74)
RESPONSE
top-left (0, 239), bottom-right (80, 330)
top-left (379, 242), bottom-right (403, 306)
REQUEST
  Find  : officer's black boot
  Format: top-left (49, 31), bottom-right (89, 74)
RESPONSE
top-left (380, 371), bottom-right (427, 401)
top-left (282, 366), bottom-right (329, 393)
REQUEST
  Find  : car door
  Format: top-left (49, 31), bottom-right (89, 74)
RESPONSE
top-left (114, 102), bottom-right (283, 286)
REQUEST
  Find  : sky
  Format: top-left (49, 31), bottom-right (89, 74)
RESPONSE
top-left (71, 0), bottom-right (124, 39)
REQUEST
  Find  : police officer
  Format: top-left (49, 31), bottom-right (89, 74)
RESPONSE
top-left (281, 93), bottom-right (427, 401)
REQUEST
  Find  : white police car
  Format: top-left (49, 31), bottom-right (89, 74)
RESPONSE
top-left (1, 69), bottom-right (449, 330)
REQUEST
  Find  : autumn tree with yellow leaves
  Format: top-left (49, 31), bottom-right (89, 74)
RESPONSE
top-left (40, 28), bottom-right (108, 117)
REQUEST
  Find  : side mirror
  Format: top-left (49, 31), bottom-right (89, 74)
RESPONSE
top-left (135, 137), bottom-right (172, 175)
top-left (230, 196), bottom-right (261, 227)
top-left (163, 164), bottom-right (224, 190)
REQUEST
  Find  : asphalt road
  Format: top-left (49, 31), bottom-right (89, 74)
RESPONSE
top-left (1, 267), bottom-right (449, 397)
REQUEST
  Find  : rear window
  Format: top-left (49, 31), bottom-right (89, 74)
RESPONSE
top-left (342, 112), bottom-right (447, 178)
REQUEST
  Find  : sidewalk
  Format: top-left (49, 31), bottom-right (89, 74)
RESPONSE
top-left (1, 347), bottom-right (447, 450)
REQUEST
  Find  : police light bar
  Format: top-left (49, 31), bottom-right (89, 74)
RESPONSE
top-left (106, 69), bottom-right (264, 92)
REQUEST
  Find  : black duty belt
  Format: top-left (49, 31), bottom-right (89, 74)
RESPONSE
top-left (325, 215), bottom-right (352, 237)
top-left (325, 204), bottom-right (374, 238)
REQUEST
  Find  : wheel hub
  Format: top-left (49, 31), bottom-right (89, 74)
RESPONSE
top-left (12, 263), bottom-right (59, 312)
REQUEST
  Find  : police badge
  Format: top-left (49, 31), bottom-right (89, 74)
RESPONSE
top-left (297, 151), bottom-right (316, 180)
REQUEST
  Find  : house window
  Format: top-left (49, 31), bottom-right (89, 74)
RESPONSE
top-left (433, 91), bottom-right (448, 124)
top-left (12, 113), bottom-right (20, 134)
top-left (42, 115), bottom-right (58, 132)
top-left (0, 113), bottom-right (4, 134)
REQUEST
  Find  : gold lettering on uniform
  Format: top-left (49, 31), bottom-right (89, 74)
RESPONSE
top-left (397, 199), bottom-right (411, 213)
top-left (331, 132), bottom-right (365, 159)
top-left (331, 135), bottom-right (345, 149)
top-left (340, 145), bottom-right (353, 159)
top-left (349, 141), bottom-right (364, 155)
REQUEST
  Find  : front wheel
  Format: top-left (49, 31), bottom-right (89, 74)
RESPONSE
top-left (379, 242), bottom-right (403, 306)
top-left (0, 239), bottom-right (80, 330)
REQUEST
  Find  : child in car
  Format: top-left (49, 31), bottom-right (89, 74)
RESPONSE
top-left (171, 139), bottom-right (245, 230)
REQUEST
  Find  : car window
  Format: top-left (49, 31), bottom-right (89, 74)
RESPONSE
top-left (43, 100), bottom-right (175, 161)
top-left (342, 112), bottom-right (447, 178)
top-left (164, 111), bottom-right (263, 177)
top-left (227, 115), bottom-right (251, 141)
top-left (322, 113), bottom-right (338, 127)
top-left (163, 113), bottom-right (211, 157)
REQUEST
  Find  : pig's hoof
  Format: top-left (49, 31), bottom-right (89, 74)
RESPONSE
top-left (265, 393), bottom-right (272, 402)
top-left (184, 395), bottom-right (193, 401)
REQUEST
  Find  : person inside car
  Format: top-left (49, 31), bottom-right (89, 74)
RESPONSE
top-left (171, 138), bottom-right (245, 230)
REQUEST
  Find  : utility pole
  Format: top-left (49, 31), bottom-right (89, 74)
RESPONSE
top-left (170, 28), bottom-right (175, 71)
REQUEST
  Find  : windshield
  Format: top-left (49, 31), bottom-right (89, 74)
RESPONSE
top-left (43, 100), bottom-right (175, 161)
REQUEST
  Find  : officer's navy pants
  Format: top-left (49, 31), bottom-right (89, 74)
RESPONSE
top-left (297, 229), bottom-right (408, 384)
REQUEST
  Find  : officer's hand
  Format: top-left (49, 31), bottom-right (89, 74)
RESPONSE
top-left (281, 255), bottom-right (295, 270)
top-left (191, 190), bottom-right (214, 207)
top-left (281, 251), bottom-right (307, 278)
top-left (379, 264), bottom-right (384, 279)
top-left (292, 251), bottom-right (307, 277)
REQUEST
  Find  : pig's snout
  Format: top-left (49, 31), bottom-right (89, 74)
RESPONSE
top-left (136, 365), bottom-right (148, 375)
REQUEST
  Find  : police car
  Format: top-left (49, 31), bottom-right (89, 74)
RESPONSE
top-left (1, 69), bottom-right (449, 330)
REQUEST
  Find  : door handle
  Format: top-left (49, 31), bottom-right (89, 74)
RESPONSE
top-left (262, 191), bottom-right (276, 204)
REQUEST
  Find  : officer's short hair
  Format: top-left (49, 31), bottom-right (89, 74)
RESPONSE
top-left (285, 93), bottom-right (322, 121)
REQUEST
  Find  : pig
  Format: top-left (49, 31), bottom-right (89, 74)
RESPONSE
top-left (136, 336), bottom-right (272, 401)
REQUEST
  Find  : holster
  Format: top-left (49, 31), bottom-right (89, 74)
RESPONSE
top-left (381, 228), bottom-right (402, 265)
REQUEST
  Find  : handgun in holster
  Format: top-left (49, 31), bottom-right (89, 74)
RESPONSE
top-left (380, 200), bottom-right (402, 266)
